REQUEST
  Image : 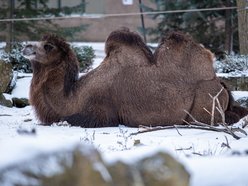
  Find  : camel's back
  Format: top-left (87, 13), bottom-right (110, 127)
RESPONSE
top-left (111, 66), bottom-right (195, 126)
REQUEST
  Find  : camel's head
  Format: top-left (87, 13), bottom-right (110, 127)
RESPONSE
top-left (25, 34), bottom-right (79, 96)
top-left (23, 34), bottom-right (71, 66)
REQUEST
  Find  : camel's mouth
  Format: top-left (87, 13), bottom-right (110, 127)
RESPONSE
top-left (23, 44), bottom-right (36, 60)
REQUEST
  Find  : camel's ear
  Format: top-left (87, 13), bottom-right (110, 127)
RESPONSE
top-left (63, 51), bottom-right (79, 96)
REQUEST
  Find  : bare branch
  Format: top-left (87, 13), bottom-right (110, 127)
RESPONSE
top-left (174, 125), bottom-right (182, 136)
top-left (203, 108), bottom-right (212, 116)
top-left (221, 136), bottom-right (231, 149)
top-left (0, 114), bottom-right (12, 116)
top-left (213, 96), bottom-right (243, 139)
top-left (183, 110), bottom-right (216, 128)
top-left (216, 97), bottom-right (226, 124)
top-left (208, 87), bottom-right (224, 126)
top-left (184, 110), bottom-right (197, 122)
top-left (175, 146), bottom-right (192, 151)
top-left (129, 123), bottom-right (245, 140)
top-left (182, 119), bottom-right (191, 125)
top-left (209, 93), bottom-right (216, 126)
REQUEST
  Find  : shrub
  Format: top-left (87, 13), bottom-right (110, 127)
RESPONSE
top-left (72, 45), bottom-right (95, 72)
top-left (0, 43), bottom-right (96, 73)
top-left (215, 55), bottom-right (248, 73)
top-left (0, 42), bottom-right (32, 73)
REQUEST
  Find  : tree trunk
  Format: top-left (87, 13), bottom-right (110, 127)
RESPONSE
top-left (237, 0), bottom-right (248, 55)
top-left (4, 0), bottom-right (14, 53)
top-left (224, 0), bottom-right (233, 54)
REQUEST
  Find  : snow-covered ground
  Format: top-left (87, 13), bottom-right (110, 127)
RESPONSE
top-left (1, 43), bottom-right (248, 186)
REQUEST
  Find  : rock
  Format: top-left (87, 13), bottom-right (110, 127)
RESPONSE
top-left (236, 97), bottom-right (248, 108)
top-left (5, 71), bottom-right (18, 94)
top-left (0, 59), bottom-right (13, 93)
top-left (12, 97), bottom-right (29, 108)
top-left (0, 145), bottom-right (190, 186)
top-left (108, 161), bottom-right (136, 186)
top-left (41, 147), bottom-right (110, 186)
top-left (219, 76), bottom-right (248, 91)
top-left (0, 93), bottom-right (13, 107)
top-left (138, 152), bottom-right (190, 186)
top-left (108, 152), bottom-right (190, 186)
top-left (0, 145), bottom-right (110, 186)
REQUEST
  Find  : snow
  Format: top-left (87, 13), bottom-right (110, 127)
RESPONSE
top-left (1, 42), bottom-right (248, 186)
top-left (217, 71), bottom-right (248, 78)
top-left (232, 91), bottom-right (248, 100)
top-left (186, 156), bottom-right (248, 186)
top-left (11, 75), bottom-right (32, 99)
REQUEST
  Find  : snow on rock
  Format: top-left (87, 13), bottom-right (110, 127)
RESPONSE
top-left (232, 91), bottom-right (248, 100)
top-left (0, 136), bottom-right (79, 169)
top-left (0, 142), bottom-right (190, 186)
top-left (217, 71), bottom-right (248, 78)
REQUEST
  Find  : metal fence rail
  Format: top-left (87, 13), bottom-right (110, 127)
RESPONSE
top-left (0, 6), bottom-right (245, 22)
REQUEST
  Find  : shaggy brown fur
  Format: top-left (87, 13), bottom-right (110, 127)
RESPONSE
top-left (23, 34), bottom-right (79, 124)
top-left (24, 29), bottom-right (156, 127)
top-left (23, 28), bottom-right (244, 127)
top-left (154, 32), bottom-right (243, 125)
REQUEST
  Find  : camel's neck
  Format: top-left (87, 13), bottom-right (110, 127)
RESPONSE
top-left (30, 63), bottom-right (80, 118)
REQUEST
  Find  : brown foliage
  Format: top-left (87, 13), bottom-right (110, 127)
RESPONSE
top-left (23, 28), bottom-right (244, 127)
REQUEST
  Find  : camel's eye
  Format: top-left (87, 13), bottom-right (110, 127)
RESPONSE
top-left (44, 43), bottom-right (54, 53)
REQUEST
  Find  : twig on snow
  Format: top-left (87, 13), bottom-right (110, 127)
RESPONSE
top-left (174, 125), bottom-right (182, 136)
top-left (175, 146), bottom-right (192, 151)
top-left (221, 136), bottom-right (231, 149)
top-left (184, 108), bottom-right (244, 140)
top-left (0, 114), bottom-right (12, 116)
top-left (129, 123), bottom-right (245, 140)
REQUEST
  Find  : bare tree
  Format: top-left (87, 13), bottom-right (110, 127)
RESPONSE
top-left (237, 0), bottom-right (248, 55)
top-left (4, 0), bottom-right (14, 53)
top-left (224, 0), bottom-right (233, 54)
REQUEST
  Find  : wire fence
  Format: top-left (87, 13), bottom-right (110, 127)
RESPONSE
top-left (0, 6), bottom-right (246, 22)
